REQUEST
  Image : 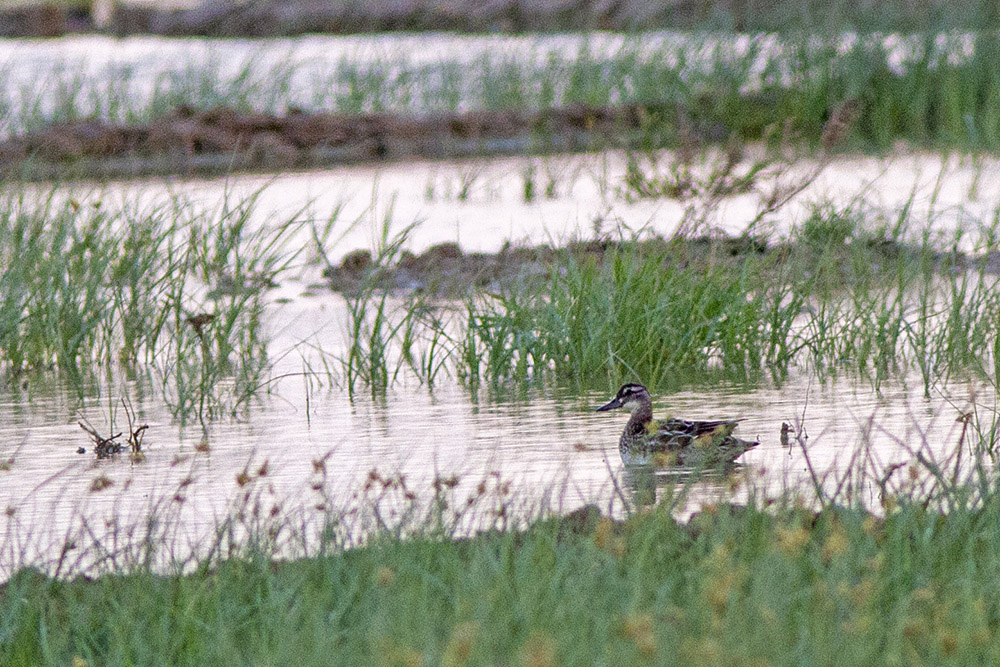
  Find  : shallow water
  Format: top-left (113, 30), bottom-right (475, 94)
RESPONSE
top-left (0, 32), bottom-right (813, 132)
top-left (41, 148), bottom-right (1000, 267)
top-left (3, 146), bottom-right (1000, 577)
top-left (0, 31), bottom-right (976, 134)
top-left (0, 278), bottom-right (990, 577)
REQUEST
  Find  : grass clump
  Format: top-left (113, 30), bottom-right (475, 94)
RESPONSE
top-left (7, 490), bottom-right (1000, 664)
top-left (324, 194), bottom-right (1000, 397)
top-left (456, 203), bottom-right (1000, 396)
top-left (0, 189), bottom-right (298, 420)
top-left (461, 242), bottom-right (784, 388)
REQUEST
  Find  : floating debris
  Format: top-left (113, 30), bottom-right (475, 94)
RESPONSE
top-left (77, 398), bottom-right (148, 459)
top-left (78, 421), bottom-right (125, 459)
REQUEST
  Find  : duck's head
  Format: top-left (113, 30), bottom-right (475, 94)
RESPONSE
top-left (596, 383), bottom-right (651, 413)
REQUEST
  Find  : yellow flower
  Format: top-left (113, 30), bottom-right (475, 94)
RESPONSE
top-left (821, 524), bottom-right (848, 562)
top-left (776, 525), bottom-right (810, 557)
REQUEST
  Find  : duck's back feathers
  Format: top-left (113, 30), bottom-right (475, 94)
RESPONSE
top-left (654, 417), bottom-right (744, 441)
top-left (625, 417), bottom-right (758, 467)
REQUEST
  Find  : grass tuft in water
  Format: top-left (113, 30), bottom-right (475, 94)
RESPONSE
top-left (0, 188), bottom-right (299, 421)
top-left (453, 198), bottom-right (1000, 395)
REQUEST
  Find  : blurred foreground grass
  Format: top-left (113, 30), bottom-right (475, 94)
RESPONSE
top-left (5, 493), bottom-right (1000, 665)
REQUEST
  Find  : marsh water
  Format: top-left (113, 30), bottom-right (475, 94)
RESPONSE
top-left (3, 33), bottom-right (1000, 576)
top-left (41, 148), bottom-right (1000, 261)
top-left (3, 145), bottom-right (999, 577)
top-left (2, 328), bottom-right (991, 576)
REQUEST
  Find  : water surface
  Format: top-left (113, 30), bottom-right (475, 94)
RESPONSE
top-left (3, 141), bottom-right (999, 576)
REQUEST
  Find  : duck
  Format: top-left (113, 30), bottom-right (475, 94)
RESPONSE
top-left (596, 383), bottom-right (758, 467)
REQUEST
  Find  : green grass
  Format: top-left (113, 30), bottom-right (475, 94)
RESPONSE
top-left (9, 32), bottom-right (1000, 154)
top-left (0, 188), bottom-right (299, 421)
top-left (6, 183), bottom-right (1000, 661)
top-left (3, 0), bottom-right (1000, 31)
top-left (7, 472), bottom-right (1000, 665)
top-left (5, 179), bottom-right (996, 410)
top-left (1, 370), bottom-right (997, 664)
top-left (330, 194), bottom-right (1000, 398)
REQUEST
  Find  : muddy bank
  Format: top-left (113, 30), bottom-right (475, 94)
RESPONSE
top-left (323, 237), bottom-right (761, 296)
top-left (321, 234), bottom-right (1000, 297)
top-left (0, 103), bottom-right (656, 181)
top-left (1, 0), bottom-right (983, 37)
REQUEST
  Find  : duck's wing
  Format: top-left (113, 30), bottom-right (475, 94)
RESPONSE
top-left (652, 418), bottom-right (758, 466)
top-left (654, 418), bottom-right (744, 440)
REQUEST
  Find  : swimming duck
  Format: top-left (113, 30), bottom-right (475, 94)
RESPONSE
top-left (596, 383), bottom-right (758, 467)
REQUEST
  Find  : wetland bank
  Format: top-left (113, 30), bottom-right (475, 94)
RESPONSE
top-left (5, 22), bottom-right (1000, 665)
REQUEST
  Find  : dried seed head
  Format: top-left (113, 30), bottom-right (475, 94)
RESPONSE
top-left (821, 99), bottom-right (860, 151)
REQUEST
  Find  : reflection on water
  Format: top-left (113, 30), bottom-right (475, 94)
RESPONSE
top-left (35, 149), bottom-right (1000, 270)
top-left (1, 132), bottom-right (998, 576)
top-left (0, 331), bottom-right (989, 577)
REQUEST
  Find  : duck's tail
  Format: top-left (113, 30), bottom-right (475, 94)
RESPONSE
top-left (719, 436), bottom-right (759, 464)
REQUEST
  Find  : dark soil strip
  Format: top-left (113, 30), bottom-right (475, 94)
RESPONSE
top-left (0, 0), bottom-right (990, 37)
top-left (322, 236), bottom-right (1000, 298)
top-left (0, 103), bottom-right (655, 181)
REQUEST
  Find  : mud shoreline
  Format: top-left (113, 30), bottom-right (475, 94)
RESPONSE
top-left (321, 235), bottom-right (1000, 297)
top-left (0, 103), bottom-right (661, 181)
top-left (2, 0), bottom-right (975, 38)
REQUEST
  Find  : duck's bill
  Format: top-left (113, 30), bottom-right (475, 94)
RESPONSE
top-left (596, 397), bottom-right (622, 412)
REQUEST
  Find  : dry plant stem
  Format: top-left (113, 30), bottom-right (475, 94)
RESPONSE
top-left (794, 418), bottom-right (826, 507)
top-left (603, 452), bottom-right (633, 517)
top-left (78, 420), bottom-right (123, 459)
top-left (622, 100), bottom-right (860, 239)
